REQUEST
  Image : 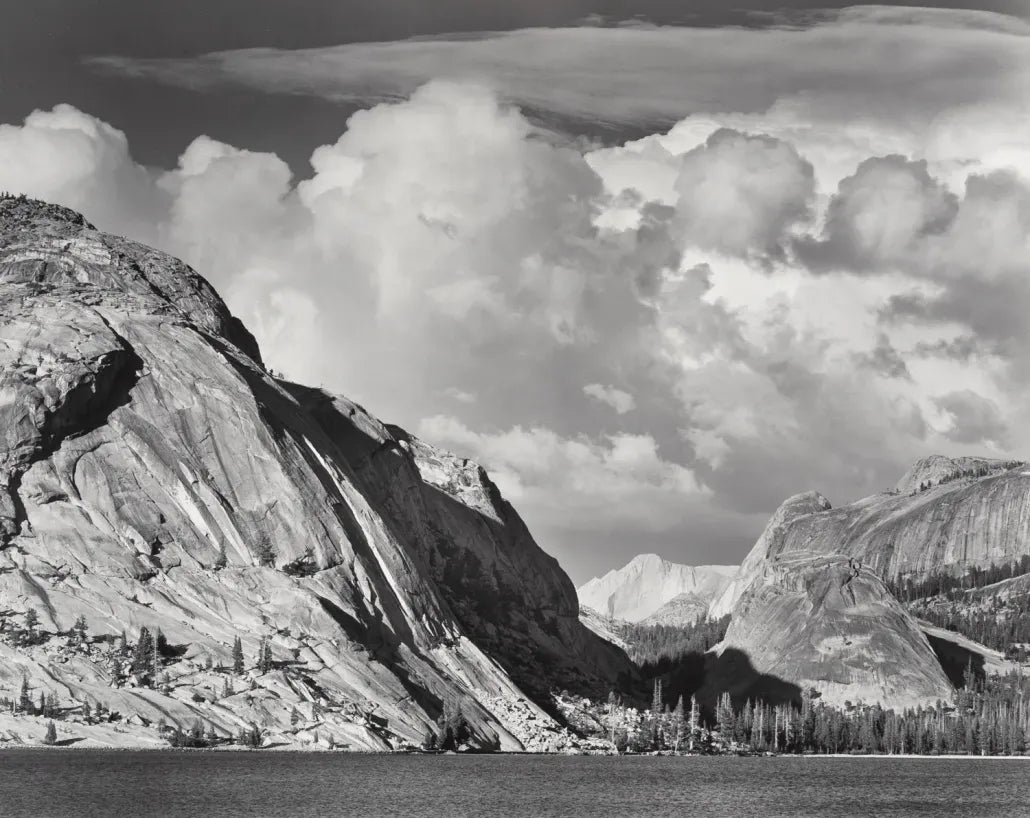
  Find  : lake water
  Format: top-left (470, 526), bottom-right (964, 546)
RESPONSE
top-left (0, 751), bottom-right (1027, 817)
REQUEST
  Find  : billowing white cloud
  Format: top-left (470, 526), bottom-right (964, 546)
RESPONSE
top-left (583, 383), bottom-right (636, 415)
top-left (796, 155), bottom-right (958, 272)
top-left (417, 415), bottom-right (704, 534)
top-left (0, 104), bottom-right (166, 240)
top-left (672, 129), bottom-right (814, 262)
top-left (932, 390), bottom-right (1008, 446)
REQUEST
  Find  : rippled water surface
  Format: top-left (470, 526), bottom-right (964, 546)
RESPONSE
top-left (1, 750), bottom-right (1027, 817)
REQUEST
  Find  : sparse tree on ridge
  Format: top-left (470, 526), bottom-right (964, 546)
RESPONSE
top-left (130, 627), bottom-right (155, 679)
top-left (19, 677), bottom-right (32, 714)
top-left (232, 636), bottom-right (245, 674)
top-left (73, 614), bottom-right (88, 644)
top-left (253, 536), bottom-right (275, 568)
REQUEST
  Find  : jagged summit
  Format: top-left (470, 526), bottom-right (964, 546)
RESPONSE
top-left (578, 554), bottom-right (736, 624)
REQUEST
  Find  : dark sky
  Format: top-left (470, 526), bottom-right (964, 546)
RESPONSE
top-left (3, 0), bottom-right (1026, 171)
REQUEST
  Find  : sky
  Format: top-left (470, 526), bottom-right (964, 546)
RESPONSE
top-left (1, 2), bottom-right (1029, 584)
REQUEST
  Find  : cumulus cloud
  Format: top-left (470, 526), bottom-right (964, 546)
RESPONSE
top-left (933, 390), bottom-right (1008, 446)
top-left (853, 333), bottom-right (911, 380)
top-left (417, 415), bottom-right (704, 533)
top-left (796, 155), bottom-right (958, 272)
top-left (0, 104), bottom-right (166, 240)
top-left (583, 383), bottom-right (636, 415)
top-left (672, 129), bottom-right (814, 263)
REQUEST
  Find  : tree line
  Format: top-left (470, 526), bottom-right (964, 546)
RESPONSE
top-left (913, 461), bottom-right (1024, 494)
top-left (604, 665), bottom-right (1030, 755)
top-left (886, 556), bottom-right (1030, 654)
top-left (888, 555), bottom-right (1030, 602)
top-left (614, 615), bottom-right (731, 667)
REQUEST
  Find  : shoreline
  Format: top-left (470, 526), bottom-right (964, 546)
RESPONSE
top-left (1, 744), bottom-right (1027, 759)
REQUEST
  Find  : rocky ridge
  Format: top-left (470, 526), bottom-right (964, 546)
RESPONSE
top-left (0, 196), bottom-right (635, 750)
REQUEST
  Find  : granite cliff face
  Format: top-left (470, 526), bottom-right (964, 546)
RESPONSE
top-left (0, 197), bottom-right (634, 749)
top-left (770, 458), bottom-right (1030, 582)
top-left (713, 457), bottom-right (1030, 620)
top-left (577, 554), bottom-right (735, 624)
top-left (704, 457), bottom-right (1030, 710)
top-left (710, 552), bottom-right (954, 710)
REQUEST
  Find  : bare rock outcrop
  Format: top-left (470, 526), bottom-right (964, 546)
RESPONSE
top-left (710, 552), bottom-right (954, 710)
top-left (0, 197), bottom-right (636, 749)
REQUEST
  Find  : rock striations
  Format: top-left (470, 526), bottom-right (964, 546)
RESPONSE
top-left (714, 456), bottom-right (1030, 620)
top-left (706, 454), bottom-right (1030, 710)
top-left (711, 552), bottom-right (954, 710)
top-left (0, 197), bottom-right (634, 750)
top-left (577, 554), bottom-right (735, 624)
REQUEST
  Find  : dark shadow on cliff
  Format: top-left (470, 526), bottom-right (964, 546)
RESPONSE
top-left (277, 380), bottom-right (644, 713)
top-left (645, 648), bottom-right (801, 718)
top-left (3, 328), bottom-right (143, 548)
top-left (924, 629), bottom-right (987, 688)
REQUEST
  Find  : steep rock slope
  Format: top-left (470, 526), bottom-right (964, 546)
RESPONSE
top-left (577, 554), bottom-right (735, 623)
top-left (709, 492), bottom-right (832, 618)
top-left (777, 459), bottom-right (1030, 581)
top-left (0, 197), bottom-right (634, 749)
top-left (713, 457), bottom-right (1030, 620)
top-left (709, 552), bottom-right (954, 710)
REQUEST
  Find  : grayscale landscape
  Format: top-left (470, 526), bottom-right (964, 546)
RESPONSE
top-left (0, 1), bottom-right (1028, 816)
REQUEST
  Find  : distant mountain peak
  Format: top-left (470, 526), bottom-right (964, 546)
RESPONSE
top-left (578, 555), bottom-right (736, 623)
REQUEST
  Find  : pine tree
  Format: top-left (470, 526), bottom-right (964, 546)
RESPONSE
top-left (73, 614), bottom-right (88, 644)
top-left (23, 609), bottom-right (38, 644)
top-left (131, 628), bottom-right (155, 679)
top-left (290, 706), bottom-right (300, 727)
top-left (43, 721), bottom-right (57, 746)
top-left (82, 700), bottom-right (91, 723)
top-left (672, 696), bottom-right (687, 752)
top-left (253, 536), bottom-right (276, 568)
top-left (232, 637), bottom-right (245, 674)
top-left (688, 694), bottom-right (701, 751)
top-left (257, 638), bottom-right (273, 673)
top-left (715, 692), bottom-right (735, 744)
top-left (214, 544), bottom-right (227, 570)
top-left (151, 636), bottom-right (161, 681)
top-left (16, 678), bottom-right (29, 715)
